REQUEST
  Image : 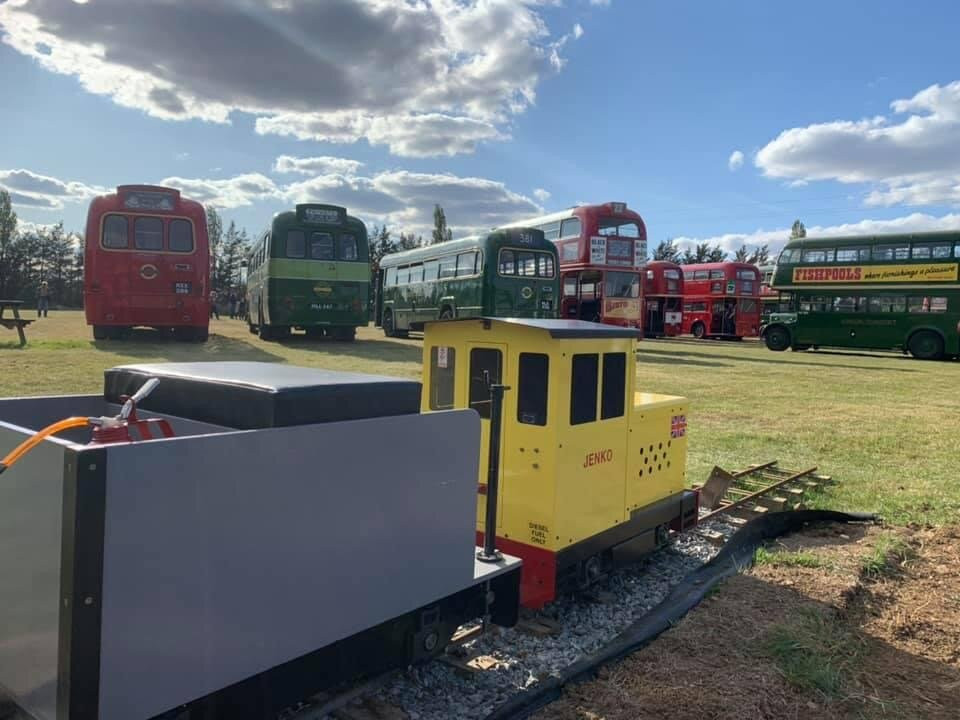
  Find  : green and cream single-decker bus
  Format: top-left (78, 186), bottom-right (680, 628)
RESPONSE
top-left (246, 204), bottom-right (370, 341)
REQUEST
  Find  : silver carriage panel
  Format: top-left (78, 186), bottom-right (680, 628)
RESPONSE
top-left (96, 409), bottom-right (481, 720)
top-left (0, 427), bottom-right (67, 720)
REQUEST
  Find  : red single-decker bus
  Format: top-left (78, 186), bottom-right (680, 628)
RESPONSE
top-left (680, 262), bottom-right (761, 339)
top-left (84, 185), bottom-right (210, 341)
top-left (643, 261), bottom-right (684, 337)
top-left (500, 202), bottom-right (647, 330)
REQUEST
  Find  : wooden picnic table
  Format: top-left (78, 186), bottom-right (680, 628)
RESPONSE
top-left (0, 300), bottom-right (32, 346)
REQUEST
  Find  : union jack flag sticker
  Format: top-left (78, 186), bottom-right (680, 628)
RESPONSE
top-left (671, 415), bottom-right (687, 438)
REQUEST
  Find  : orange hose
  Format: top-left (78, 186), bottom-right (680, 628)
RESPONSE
top-left (0, 416), bottom-right (90, 475)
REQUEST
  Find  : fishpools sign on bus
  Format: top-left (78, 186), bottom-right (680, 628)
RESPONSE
top-left (792, 263), bottom-right (959, 283)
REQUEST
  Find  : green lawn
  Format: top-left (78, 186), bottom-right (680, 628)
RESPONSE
top-left (4, 311), bottom-right (957, 526)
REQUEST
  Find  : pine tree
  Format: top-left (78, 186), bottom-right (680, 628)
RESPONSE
top-left (734, 245), bottom-right (750, 262)
top-left (748, 245), bottom-right (770, 265)
top-left (790, 220), bottom-right (806, 239)
top-left (206, 207), bottom-right (223, 287)
top-left (216, 221), bottom-right (248, 291)
top-left (680, 242), bottom-right (727, 264)
top-left (432, 205), bottom-right (452, 244)
top-left (399, 232), bottom-right (422, 250)
top-left (0, 190), bottom-right (23, 298)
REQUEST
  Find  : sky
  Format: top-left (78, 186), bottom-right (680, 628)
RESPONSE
top-left (2, 0), bottom-right (960, 256)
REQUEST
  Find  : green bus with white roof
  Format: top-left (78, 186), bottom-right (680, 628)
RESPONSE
top-left (375, 228), bottom-right (559, 337)
top-left (246, 204), bottom-right (369, 341)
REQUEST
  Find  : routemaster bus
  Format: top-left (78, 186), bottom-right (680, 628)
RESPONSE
top-left (246, 204), bottom-right (369, 341)
top-left (680, 262), bottom-right (761, 339)
top-left (83, 185), bottom-right (210, 341)
top-left (375, 227), bottom-right (559, 337)
top-left (762, 231), bottom-right (960, 359)
top-left (643, 261), bottom-right (683, 337)
top-left (499, 202), bottom-right (647, 329)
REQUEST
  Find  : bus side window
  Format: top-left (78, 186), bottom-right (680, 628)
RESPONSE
top-left (570, 354), bottom-right (598, 426)
top-left (517, 353), bottom-right (548, 426)
top-left (498, 250), bottom-right (515, 275)
top-left (439, 255), bottom-right (457, 279)
top-left (169, 219), bottom-right (194, 252)
top-left (911, 245), bottom-right (931, 259)
top-left (423, 259), bottom-right (439, 281)
top-left (396, 266), bottom-right (410, 285)
top-left (541, 221), bottom-right (560, 241)
top-left (600, 353), bottom-right (626, 420)
top-left (456, 252), bottom-right (475, 277)
top-left (563, 275), bottom-right (578, 297)
top-left (932, 244), bottom-right (951, 259)
top-left (287, 230), bottom-right (306, 258)
top-left (469, 348), bottom-right (502, 420)
top-left (559, 218), bottom-right (581, 239)
top-left (384, 267), bottom-right (397, 287)
top-left (409, 264), bottom-right (424, 283)
top-left (103, 215), bottom-right (128, 248)
top-left (429, 346), bottom-right (456, 411)
top-left (134, 217), bottom-right (163, 251)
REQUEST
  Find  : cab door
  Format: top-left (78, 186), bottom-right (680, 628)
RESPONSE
top-left (467, 343), bottom-right (508, 532)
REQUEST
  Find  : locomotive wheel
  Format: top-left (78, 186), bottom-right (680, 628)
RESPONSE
top-left (908, 330), bottom-right (944, 360)
top-left (764, 325), bottom-right (791, 352)
top-left (691, 322), bottom-right (706, 339)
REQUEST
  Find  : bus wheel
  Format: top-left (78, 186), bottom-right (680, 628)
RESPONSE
top-left (764, 325), bottom-right (791, 352)
top-left (439, 308), bottom-right (454, 320)
top-left (691, 322), bottom-right (706, 339)
top-left (334, 327), bottom-right (356, 341)
top-left (383, 310), bottom-right (398, 337)
top-left (93, 325), bottom-right (111, 341)
top-left (908, 330), bottom-right (944, 360)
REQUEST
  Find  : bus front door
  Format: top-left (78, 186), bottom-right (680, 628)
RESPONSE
top-left (646, 299), bottom-right (664, 336)
top-left (722, 300), bottom-right (737, 336)
top-left (561, 272), bottom-right (580, 320)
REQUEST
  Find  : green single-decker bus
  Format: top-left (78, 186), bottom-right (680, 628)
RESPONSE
top-left (762, 230), bottom-right (960, 359)
top-left (246, 204), bottom-right (369, 341)
top-left (375, 227), bottom-right (559, 337)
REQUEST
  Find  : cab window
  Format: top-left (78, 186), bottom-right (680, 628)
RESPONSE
top-left (134, 217), bottom-right (163, 251)
top-left (429, 347), bottom-right (456, 411)
top-left (517, 353), bottom-right (548, 426)
top-left (570, 354), bottom-right (598, 425)
top-left (498, 249), bottom-right (515, 275)
top-left (384, 266), bottom-right (397, 287)
top-left (468, 348), bottom-right (502, 420)
top-left (600, 353), bottom-right (626, 420)
top-left (102, 215), bottom-right (128, 248)
top-left (559, 217), bottom-right (581, 239)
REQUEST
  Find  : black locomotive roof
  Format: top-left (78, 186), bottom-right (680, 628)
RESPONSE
top-left (104, 362), bottom-right (422, 429)
top-left (435, 317), bottom-right (641, 339)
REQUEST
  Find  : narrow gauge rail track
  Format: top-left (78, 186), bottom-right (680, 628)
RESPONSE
top-left (278, 462), bottom-right (835, 720)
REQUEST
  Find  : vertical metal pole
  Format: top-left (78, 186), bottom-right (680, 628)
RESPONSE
top-left (478, 382), bottom-right (509, 563)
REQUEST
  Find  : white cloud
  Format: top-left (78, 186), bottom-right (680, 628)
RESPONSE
top-left (728, 150), bottom-right (745, 171)
top-left (0, 168), bottom-right (103, 210)
top-left (533, 188), bottom-right (551, 202)
top-left (573, 23), bottom-right (584, 39)
top-left (157, 173), bottom-right (281, 209)
top-left (755, 80), bottom-right (960, 206)
top-left (589, 0), bottom-right (611, 6)
top-left (273, 155), bottom-right (363, 177)
top-left (0, 0), bottom-right (582, 157)
top-left (672, 212), bottom-right (960, 257)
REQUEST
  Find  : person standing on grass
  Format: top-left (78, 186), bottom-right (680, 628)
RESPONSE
top-left (228, 290), bottom-right (237, 319)
top-left (209, 289), bottom-right (219, 320)
top-left (36, 280), bottom-right (50, 318)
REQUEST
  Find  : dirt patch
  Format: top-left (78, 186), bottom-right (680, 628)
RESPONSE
top-left (533, 523), bottom-right (960, 720)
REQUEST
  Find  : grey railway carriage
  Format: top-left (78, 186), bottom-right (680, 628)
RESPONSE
top-left (0, 364), bottom-right (520, 720)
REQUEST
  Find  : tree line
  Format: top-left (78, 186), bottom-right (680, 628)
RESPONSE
top-left (650, 219), bottom-right (806, 266)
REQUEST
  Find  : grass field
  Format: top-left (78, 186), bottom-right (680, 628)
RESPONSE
top-left (3, 311), bottom-right (958, 526)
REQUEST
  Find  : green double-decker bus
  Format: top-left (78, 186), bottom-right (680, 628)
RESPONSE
top-left (375, 228), bottom-right (559, 337)
top-left (246, 204), bottom-right (369, 341)
top-left (762, 231), bottom-right (960, 359)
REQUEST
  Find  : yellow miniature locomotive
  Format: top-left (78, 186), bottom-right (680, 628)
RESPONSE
top-left (422, 317), bottom-right (698, 608)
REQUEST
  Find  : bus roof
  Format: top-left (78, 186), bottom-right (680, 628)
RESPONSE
top-left (783, 229), bottom-right (960, 250)
top-left (498, 202), bottom-right (642, 230)
top-left (681, 261), bottom-right (759, 272)
top-left (379, 228), bottom-right (552, 268)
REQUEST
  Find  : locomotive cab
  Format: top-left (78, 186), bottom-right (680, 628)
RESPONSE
top-left (422, 317), bottom-right (698, 609)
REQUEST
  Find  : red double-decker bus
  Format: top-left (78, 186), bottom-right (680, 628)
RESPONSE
top-left (84, 185), bottom-right (210, 341)
top-left (680, 262), bottom-right (761, 339)
top-left (500, 202), bottom-right (647, 329)
top-left (643, 261), bottom-right (684, 337)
